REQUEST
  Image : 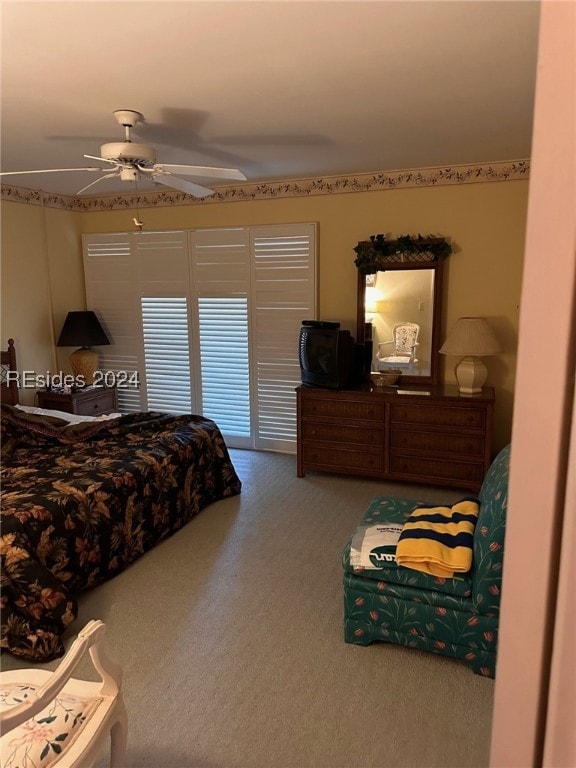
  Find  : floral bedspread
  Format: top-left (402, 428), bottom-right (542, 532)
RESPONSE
top-left (0, 405), bottom-right (241, 661)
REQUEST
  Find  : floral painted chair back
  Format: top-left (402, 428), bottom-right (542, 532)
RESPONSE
top-left (378, 322), bottom-right (420, 367)
top-left (392, 322), bottom-right (420, 359)
top-left (471, 444), bottom-right (510, 615)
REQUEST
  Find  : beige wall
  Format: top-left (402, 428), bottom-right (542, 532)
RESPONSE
top-left (1, 178), bottom-right (529, 447)
top-left (0, 201), bottom-right (85, 402)
top-left (44, 206), bottom-right (87, 374)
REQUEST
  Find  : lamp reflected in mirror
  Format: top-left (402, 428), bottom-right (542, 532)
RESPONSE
top-left (365, 289), bottom-right (379, 317)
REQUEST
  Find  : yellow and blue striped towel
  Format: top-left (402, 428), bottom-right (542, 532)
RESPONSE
top-left (395, 499), bottom-right (480, 578)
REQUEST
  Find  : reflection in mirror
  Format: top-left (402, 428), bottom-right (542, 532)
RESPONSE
top-left (355, 236), bottom-right (449, 386)
top-left (357, 258), bottom-right (445, 386)
top-left (366, 270), bottom-right (435, 377)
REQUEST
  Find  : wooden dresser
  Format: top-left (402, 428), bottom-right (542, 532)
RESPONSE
top-left (296, 384), bottom-right (494, 492)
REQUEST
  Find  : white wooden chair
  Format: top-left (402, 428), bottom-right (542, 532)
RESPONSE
top-left (0, 620), bottom-right (127, 767)
top-left (377, 321), bottom-right (420, 369)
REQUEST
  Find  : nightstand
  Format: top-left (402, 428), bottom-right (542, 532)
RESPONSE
top-left (37, 387), bottom-right (118, 416)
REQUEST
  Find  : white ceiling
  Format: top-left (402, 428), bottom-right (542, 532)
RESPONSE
top-left (0, 0), bottom-right (541, 198)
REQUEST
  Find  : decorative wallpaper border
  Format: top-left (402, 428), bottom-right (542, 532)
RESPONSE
top-left (1, 160), bottom-right (530, 211)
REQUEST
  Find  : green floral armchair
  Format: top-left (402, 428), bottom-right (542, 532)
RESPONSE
top-left (342, 444), bottom-right (509, 677)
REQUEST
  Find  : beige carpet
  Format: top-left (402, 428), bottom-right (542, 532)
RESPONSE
top-left (2, 449), bottom-right (494, 767)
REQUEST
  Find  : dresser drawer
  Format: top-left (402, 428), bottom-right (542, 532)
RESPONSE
top-left (389, 454), bottom-right (485, 485)
top-left (390, 403), bottom-right (487, 430)
top-left (75, 391), bottom-right (117, 416)
top-left (390, 428), bottom-right (485, 458)
top-left (302, 445), bottom-right (384, 472)
top-left (302, 421), bottom-right (384, 447)
top-left (300, 397), bottom-right (385, 421)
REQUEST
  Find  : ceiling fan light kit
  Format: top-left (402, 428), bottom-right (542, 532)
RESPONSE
top-left (0, 109), bottom-right (247, 198)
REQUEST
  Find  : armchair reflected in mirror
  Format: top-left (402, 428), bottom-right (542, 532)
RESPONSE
top-left (377, 321), bottom-right (421, 371)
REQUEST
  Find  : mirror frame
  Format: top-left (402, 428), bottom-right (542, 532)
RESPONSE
top-left (356, 257), bottom-right (445, 386)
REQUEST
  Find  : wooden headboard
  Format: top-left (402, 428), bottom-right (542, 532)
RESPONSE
top-left (1, 338), bottom-right (19, 405)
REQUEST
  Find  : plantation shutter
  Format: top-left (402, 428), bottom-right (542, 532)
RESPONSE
top-left (83, 223), bottom-right (316, 453)
top-left (251, 223), bottom-right (317, 452)
top-left (189, 228), bottom-right (252, 447)
top-left (83, 234), bottom-right (143, 412)
top-left (136, 231), bottom-right (191, 414)
top-left (84, 231), bottom-right (190, 413)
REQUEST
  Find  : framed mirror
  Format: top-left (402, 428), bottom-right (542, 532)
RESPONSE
top-left (356, 257), bottom-right (445, 386)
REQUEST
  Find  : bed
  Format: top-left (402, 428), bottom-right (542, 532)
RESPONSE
top-left (1, 341), bottom-right (242, 661)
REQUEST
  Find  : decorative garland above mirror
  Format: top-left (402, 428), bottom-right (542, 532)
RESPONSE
top-left (354, 234), bottom-right (452, 274)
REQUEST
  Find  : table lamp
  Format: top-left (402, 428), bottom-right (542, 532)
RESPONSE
top-left (57, 311), bottom-right (110, 385)
top-left (439, 317), bottom-right (500, 394)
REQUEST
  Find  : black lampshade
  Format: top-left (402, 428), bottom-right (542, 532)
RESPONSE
top-left (57, 311), bottom-right (110, 347)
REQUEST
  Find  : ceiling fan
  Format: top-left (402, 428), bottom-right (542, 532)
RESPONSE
top-left (0, 109), bottom-right (247, 197)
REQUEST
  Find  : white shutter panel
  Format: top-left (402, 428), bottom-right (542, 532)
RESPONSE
top-left (83, 234), bottom-right (142, 412)
top-left (84, 231), bottom-right (191, 414)
top-left (197, 297), bottom-right (250, 436)
top-left (190, 229), bottom-right (252, 447)
top-left (141, 297), bottom-right (191, 414)
top-left (136, 232), bottom-right (191, 413)
top-left (251, 223), bottom-right (317, 452)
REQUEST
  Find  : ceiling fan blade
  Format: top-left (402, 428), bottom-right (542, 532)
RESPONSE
top-left (0, 167), bottom-right (104, 177)
top-left (147, 171), bottom-right (215, 198)
top-left (151, 164), bottom-right (247, 181)
top-left (83, 154), bottom-right (119, 167)
top-left (76, 171), bottom-right (121, 195)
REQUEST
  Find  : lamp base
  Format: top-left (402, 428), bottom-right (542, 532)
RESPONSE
top-left (70, 347), bottom-right (99, 385)
top-left (455, 356), bottom-right (487, 394)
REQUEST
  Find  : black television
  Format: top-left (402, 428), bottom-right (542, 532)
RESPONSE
top-left (299, 321), bottom-right (358, 389)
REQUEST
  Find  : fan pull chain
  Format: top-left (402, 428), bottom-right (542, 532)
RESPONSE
top-left (133, 177), bottom-right (144, 231)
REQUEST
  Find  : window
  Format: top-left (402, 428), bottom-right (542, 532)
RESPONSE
top-left (83, 223), bottom-right (316, 452)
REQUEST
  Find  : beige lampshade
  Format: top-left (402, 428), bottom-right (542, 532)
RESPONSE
top-left (440, 317), bottom-right (500, 394)
top-left (440, 317), bottom-right (501, 356)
